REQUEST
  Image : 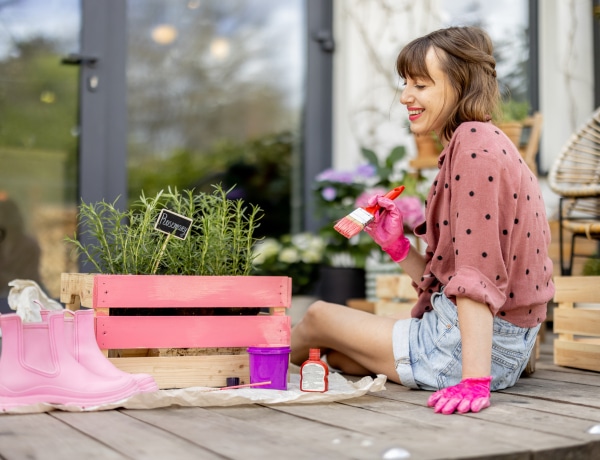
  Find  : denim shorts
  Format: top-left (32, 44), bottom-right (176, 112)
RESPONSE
top-left (392, 290), bottom-right (541, 391)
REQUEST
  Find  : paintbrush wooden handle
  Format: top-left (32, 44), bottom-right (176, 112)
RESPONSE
top-left (364, 186), bottom-right (405, 214)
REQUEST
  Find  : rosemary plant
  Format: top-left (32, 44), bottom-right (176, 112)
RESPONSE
top-left (66, 185), bottom-right (263, 276)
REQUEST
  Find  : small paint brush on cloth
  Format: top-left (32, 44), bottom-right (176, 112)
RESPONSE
top-left (333, 185), bottom-right (405, 239)
top-left (198, 381), bottom-right (272, 392)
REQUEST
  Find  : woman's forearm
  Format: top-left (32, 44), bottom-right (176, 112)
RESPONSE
top-left (398, 244), bottom-right (427, 284)
top-left (456, 296), bottom-right (493, 378)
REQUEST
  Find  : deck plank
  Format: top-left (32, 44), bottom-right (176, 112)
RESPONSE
top-left (272, 397), bottom-right (536, 459)
top-left (122, 406), bottom-right (352, 460)
top-left (0, 413), bottom-right (125, 460)
top-left (500, 376), bottom-right (600, 408)
top-left (51, 409), bottom-right (220, 459)
top-left (210, 403), bottom-right (399, 459)
top-left (350, 395), bottom-right (600, 458)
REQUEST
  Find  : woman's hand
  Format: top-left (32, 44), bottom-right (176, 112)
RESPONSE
top-left (427, 297), bottom-right (494, 414)
top-left (427, 376), bottom-right (492, 414)
top-left (364, 195), bottom-right (410, 262)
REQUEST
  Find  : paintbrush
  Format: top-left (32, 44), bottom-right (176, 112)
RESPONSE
top-left (333, 185), bottom-right (405, 239)
top-left (198, 381), bottom-right (273, 392)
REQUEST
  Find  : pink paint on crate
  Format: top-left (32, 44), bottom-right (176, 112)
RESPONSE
top-left (92, 275), bottom-right (291, 309)
top-left (86, 274), bottom-right (293, 351)
top-left (95, 315), bottom-right (291, 349)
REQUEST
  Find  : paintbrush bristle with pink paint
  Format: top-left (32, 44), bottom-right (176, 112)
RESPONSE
top-left (333, 186), bottom-right (405, 239)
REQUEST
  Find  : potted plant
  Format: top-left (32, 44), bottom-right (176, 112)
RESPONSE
top-left (251, 232), bottom-right (326, 324)
top-left (414, 131), bottom-right (443, 159)
top-left (312, 145), bottom-right (426, 304)
top-left (62, 185), bottom-right (292, 389)
top-left (251, 232), bottom-right (325, 296)
top-left (496, 99), bottom-right (530, 146)
top-left (66, 185), bottom-right (260, 278)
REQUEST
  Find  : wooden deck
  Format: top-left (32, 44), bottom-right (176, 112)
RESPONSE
top-left (1, 326), bottom-right (600, 460)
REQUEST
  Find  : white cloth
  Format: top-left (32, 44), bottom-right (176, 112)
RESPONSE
top-left (0, 372), bottom-right (387, 414)
top-left (7, 279), bottom-right (63, 323)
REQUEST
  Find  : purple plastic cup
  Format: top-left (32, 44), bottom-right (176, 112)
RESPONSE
top-left (247, 346), bottom-right (291, 390)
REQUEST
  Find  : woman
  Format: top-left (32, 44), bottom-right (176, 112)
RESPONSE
top-left (291, 26), bottom-right (555, 415)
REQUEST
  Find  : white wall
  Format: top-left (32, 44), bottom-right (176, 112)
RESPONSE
top-left (332, 0), bottom-right (442, 170)
top-left (539, 0), bottom-right (595, 174)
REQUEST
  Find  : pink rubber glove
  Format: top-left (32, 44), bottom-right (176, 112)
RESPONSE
top-left (427, 376), bottom-right (492, 415)
top-left (364, 195), bottom-right (411, 262)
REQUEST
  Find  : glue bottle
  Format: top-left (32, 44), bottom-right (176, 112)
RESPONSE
top-left (300, 348), bottom-right (328, 392)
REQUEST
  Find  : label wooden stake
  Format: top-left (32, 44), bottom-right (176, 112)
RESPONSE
top-left (152, 209), bottom-right (194, 274)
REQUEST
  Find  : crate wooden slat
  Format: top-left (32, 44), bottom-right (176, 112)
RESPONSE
top-left (107, 355), bottom-right (250, 389)
top-left (374, 274), bottom-right (417, 316)
top-left (95, 316), bottom-right (290, 349)
top-left (60, 273), bottom-right (292, 389)
top-left (553, 275), bottom-right (600, 303)
top-left (553, 276), bottom-right (600, 372)
top-left (61, 273), bottom-right (291, 309)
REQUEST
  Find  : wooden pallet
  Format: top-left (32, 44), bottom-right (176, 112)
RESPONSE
top-left (374, 274), bottom-right (417, 317)
top-left (553, 276), bottom-right (600, 372)
top-left (60, 273), bottom-right (292, 389)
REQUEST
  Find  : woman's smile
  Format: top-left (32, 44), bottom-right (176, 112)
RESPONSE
top-left (407, 107), bottom-right (425, 122)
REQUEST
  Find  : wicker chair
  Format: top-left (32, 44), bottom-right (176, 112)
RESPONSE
top-left (548, 107), bottom-right (600, 275)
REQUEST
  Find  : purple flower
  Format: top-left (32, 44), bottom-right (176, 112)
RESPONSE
top-left (354, 163), bottom-right (377, 179)
top-left (321, 186), bottom-right (337, 201)
top-left (316, 168), bottom-right (354, 184)
top-left (316, 168), bottom-right (336, 181)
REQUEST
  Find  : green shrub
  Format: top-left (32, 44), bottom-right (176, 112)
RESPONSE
top-left (582, 255), bottom-right (600, 276)
top-left (66, 185), bottom-right (262, 276)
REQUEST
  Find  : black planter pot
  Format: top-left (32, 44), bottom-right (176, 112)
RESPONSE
top-left (317, 266), bottom-right (366, 305)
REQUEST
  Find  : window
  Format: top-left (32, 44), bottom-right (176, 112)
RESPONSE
top-left (126, 0), bottom-right (305, 238)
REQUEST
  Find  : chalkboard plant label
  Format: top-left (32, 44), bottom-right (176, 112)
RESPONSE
top-left (154, 209), bottom-right (193, 240)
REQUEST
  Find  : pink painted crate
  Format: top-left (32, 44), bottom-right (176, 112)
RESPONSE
top-left (60, 273), bottom-right (292, 389)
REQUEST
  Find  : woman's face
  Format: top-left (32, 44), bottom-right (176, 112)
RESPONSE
top-left (400, 47), bottom-right (457, 145)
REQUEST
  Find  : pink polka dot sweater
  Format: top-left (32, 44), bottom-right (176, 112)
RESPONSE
top-left (412, 121), bottom-right (555, 328)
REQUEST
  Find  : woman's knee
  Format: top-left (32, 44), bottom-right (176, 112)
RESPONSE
top-left (303, 300), bottom-right (328, 320)
top-left (295, 300), bottom-right (327, 335)
top-left (303, 300), bottom-right (348, 327)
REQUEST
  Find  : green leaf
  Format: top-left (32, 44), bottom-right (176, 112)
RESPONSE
top-left (360, 147), bottom-right (379, 167)
top-left (386, 146), bottom-right (406, 168)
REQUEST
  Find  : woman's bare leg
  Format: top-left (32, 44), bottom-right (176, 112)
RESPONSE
top-left (326, 350), bottom-right (371, 375)
top-left (291, 300), bottom-right (401, 383)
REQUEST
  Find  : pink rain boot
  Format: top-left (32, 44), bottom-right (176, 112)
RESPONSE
top-left (0, 313), bottom-right (140, 411)
top-left (62, 309), bottom-right (158, 393)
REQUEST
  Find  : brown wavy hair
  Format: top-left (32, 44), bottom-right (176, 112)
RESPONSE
top-left (396, 26), bottom-right (500, 142)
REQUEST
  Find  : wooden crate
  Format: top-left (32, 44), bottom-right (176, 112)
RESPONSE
top-left (553, 276), bottom-right (600, 372)
top-left (374, 274), bottom-right (417, 317)
top-left (60, 273), bottom-right (292, 389)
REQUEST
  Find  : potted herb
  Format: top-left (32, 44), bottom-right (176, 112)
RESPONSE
top-left (66, 185), bottom-right (261, 277)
